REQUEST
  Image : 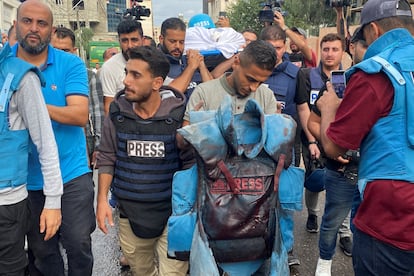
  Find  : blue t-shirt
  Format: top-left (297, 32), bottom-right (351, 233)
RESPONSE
top-left (12, 44), bottom-right (90, 190)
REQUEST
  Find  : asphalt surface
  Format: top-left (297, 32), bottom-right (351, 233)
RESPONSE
top-left (90, 172), bottom-right (354, 276)
top-left (290, 190), bottom-right (354, 276)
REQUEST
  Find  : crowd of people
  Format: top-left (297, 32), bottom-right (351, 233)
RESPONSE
top-left (1, 0), bottom-right (414, 275)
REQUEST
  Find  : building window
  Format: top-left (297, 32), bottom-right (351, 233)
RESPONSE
top-left (72, 0), bottom-right (84, 10)
top-left (56, 0), bottom-right (63, 4)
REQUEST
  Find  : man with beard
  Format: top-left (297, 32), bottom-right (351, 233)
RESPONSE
top-left (12, 1), bottom-right (95, 275)
top-left (100, 19), bottom-right (143, 115)
top-left (96, 46), bottom-right (188, 275)
top-left (159, 17), bottom-right (212, 100)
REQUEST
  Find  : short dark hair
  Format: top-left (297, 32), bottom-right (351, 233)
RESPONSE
top-left (54, 26), bottom-right (75, 47)
top-left (128, 46), bottom-right (170, 80)
top-left (239, 40), bottom-right (276, 71)
top-left (259, 25), bottom-right (286, 42)
top-left (117, 19), bottom-right (143, 37)
top-left (143, 35), bottom-right (156, 47)
top-left (320, 33), bottom-right (344, 50)
top-left (160, 17), bottom-right (186, 37)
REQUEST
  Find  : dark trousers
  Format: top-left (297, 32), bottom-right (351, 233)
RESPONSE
top-left (0, 199), bottom-right (29, 276)
top-left (353, 228), bottom-right (414, 275)
top-left (27, 173), bottom-right (96, 276)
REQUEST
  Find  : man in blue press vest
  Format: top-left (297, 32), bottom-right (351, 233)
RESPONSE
top-left (0, 43), bottom-right (62, 275)
top-left (295, 35), bottom-right (353, 257)
top-left (13, 1), bottom-right (95, 275)
top-left (317, 0), bottom-right (414, 274)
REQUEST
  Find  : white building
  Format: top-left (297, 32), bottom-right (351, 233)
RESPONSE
top-left (0, 0), bottom-right (20, 34)
top-left (207, 0), bottom-right (238, 22)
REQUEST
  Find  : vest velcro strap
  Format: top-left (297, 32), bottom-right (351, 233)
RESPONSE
top-left (217, 160), bottom-right (238, 193)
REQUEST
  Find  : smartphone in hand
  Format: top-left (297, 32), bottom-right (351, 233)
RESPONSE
top-left (330, 70), bottom-right (346, 98)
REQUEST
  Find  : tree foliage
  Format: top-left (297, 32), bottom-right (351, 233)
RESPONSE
top-left (226, 0), bottom-right (337, 36)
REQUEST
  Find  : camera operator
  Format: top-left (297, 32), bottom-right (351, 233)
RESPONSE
top-left (273, 10), bottom-right (317, 68)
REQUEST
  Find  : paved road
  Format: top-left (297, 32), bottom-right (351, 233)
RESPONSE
top-left (91, 170), bottom-right (354, 276)
top-left (290, 190), bottom-right (354, 276)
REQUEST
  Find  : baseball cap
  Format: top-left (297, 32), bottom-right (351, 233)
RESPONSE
top-left (188, 13), bottom-right (215, 29)
top-left (350, 27), bottom-right (364, 43)
top-left (290, 27), bottom-right (307, 38)
top-left (354, 0), bottom-right (412, 40)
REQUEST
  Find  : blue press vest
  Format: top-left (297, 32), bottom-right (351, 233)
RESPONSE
top-left (175, 96), bottom-right (303, 275)
top-left (0, 44), bottom-right (44, 189)
top-left (165, 54), bottom-right (202, 100)
top-left (109, 92), bottom-right (185, 202)
top-left (309, 65), bottom-right (325, 91)
top-left (345, 29), bottom-right (414, 196)
top-left (265, 60), bottom-right (299, 118)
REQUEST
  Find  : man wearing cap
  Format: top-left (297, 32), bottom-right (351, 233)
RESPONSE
top-left (317, 0), bottom-right (414, 275)
top-left (273, 11), bottom-right (317, 68)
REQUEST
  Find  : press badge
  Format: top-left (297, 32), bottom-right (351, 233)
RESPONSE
top-left (310, 90), bottom-right (319, 105)
top-left (127, 140), bottom-right (165, 158)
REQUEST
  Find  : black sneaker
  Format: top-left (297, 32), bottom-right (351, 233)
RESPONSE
top-left (306, 214), bottom-right (319, 233)
top-left (288, 250), bottom-right (300, 266)
top-left (339, 236), bottom-right (352, 257)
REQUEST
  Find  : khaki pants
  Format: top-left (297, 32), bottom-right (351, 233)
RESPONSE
top-left (119, 218), bottom-right (188, 276)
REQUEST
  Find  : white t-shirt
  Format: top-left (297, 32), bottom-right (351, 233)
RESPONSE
top-left (100, 52), bottom-right (127, 98)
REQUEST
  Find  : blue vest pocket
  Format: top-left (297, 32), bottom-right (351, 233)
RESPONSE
top-left (167, 165), bottom-right (198, 260)
top-left (278, 166), bottom-right (305, 211)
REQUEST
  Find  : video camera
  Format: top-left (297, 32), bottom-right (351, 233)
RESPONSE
top-left (325, 0), bottom-right (351, 8)
top-left (259, 0), bottom-right (287, 23)
top-left (123, 0), bottom-right (151, 21)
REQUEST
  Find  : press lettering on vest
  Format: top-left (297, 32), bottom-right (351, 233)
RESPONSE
top-left (187, 81), bottom-right (198, 90)
top-left (211, 177), bottom-right (265, 194)
top-left (310, 89), bottom-right (319, 105)
top-left (127, 140), bottom-right (165, 158)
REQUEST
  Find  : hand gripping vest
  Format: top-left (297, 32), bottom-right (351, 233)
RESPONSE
top-left (0, 44), bottom-right (45, 189)
top-left (345, 29), bottom-right (414, 198)
top-left (168, 96), bottom-right (304, 275)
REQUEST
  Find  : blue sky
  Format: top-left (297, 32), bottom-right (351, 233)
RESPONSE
top-left (151, 0), bottom-right (203, 26)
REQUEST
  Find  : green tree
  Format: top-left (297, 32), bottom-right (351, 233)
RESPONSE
top-left (75, 27), bottom-right (94, 62)
top-left (227, 0), bottom-right (264, 34)
top-left (226, 0), bottom-right (337, 36)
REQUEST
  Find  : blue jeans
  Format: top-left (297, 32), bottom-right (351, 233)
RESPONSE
top-left (319, 169), bottom-right (355, 260)
top-left (353, 228), bottom-right (414, 275)
top-left (27, 173), bottom-right (96, 276)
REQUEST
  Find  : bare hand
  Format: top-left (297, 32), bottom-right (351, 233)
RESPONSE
top-left (273, 11), bottom-right (286, 28)
top-left (40, 208), bottom-right (61, 241)
top-left (336, 155), bottom-right (350, 164)
top-left (186, 49), bottom-right (202, 70)
top-left (309, 143), bottom-right (321, 159)
top-left (217, 16), bottom-right (230, 28)
top-left (90, 151), bottom-right (98, 169)
top-left (316, 82), bottom-right (341, 115)
top-left (96, 199), bottom-right (114, 234)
